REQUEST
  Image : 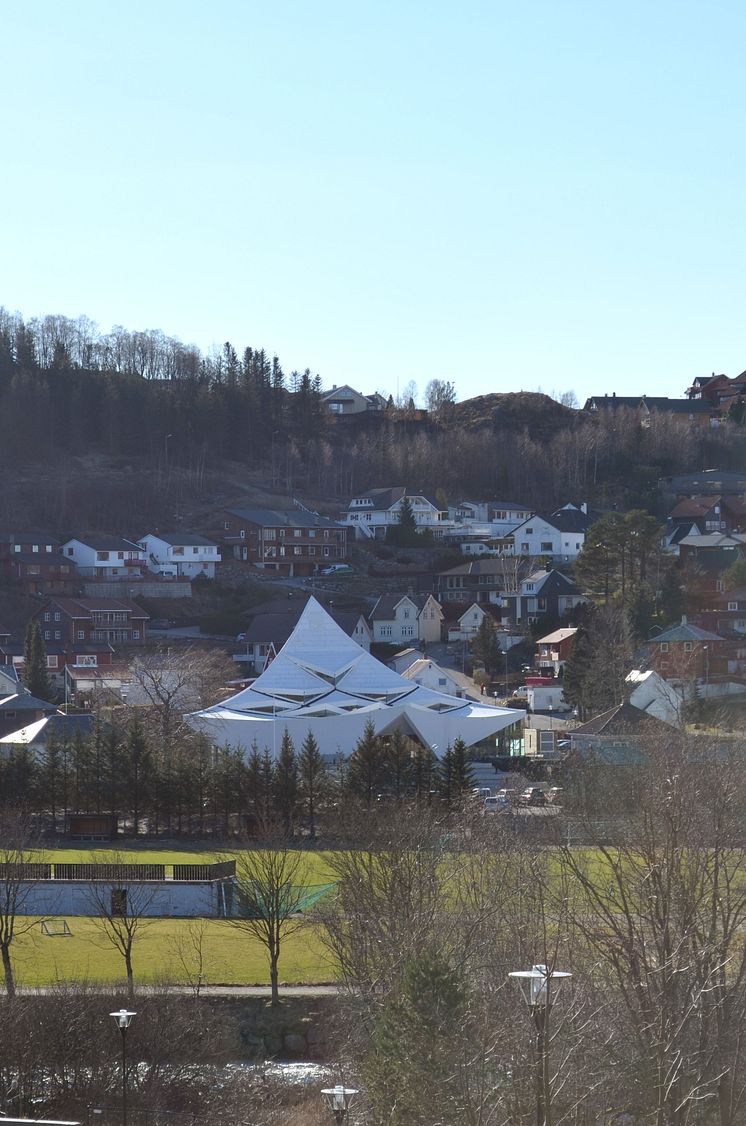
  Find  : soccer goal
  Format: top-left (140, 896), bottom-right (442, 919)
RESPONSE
top-left (41, 920), bottom-right (72, 937)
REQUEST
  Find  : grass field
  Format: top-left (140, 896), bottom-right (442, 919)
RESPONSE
top-left (12, 847), bottom-right (339, 988)
top-left (11, 917), bottom-right (337, 988)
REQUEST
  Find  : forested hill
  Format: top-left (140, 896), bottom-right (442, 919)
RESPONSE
top-left (0, 308), bottom-right (743, 534)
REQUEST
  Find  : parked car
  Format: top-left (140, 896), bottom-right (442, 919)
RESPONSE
top-left (518, 787), bottom-right (547, 807)
top-left (319, 564), bottom-right (353, 575)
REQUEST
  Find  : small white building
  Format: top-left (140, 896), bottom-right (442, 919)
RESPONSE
top-left (401, 658), bottom-right (463, 698)
top-left (510, 504), bottom-right (591, 562)
top-left (447, 602), bottom-right (500, 643)
top-left (139, 533), bottom-right (220, 578)
top-left (62, 536), bottom-right (145, 579)
top-left (369, 593), bottom-right (443, 646)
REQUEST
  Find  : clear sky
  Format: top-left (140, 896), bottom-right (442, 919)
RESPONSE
top-left (3, 1), bottom-right (746, 404)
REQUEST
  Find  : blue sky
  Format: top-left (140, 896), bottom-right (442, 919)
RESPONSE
top-left (3, 1), bottom-right (746, 403)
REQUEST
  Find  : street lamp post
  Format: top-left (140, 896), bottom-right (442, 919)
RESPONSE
top-left (504, 646), bottom-right (509, 699)
top-left (110, 1008), bottom-right (136, 1126)
top-left (508, 963), bottom-right (571, 1126)
top-left (321, 1084), bottom-right (359, 1123)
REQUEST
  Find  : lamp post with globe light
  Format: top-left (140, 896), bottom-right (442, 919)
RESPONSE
top-left (110, 1009), bottom-right (136, 1126)
top-left (508, 964), bottom-right (571, 1126)
top-left (321, 1084), bottom-right (358, 1123)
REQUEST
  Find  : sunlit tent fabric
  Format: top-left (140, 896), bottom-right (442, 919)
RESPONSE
top-left (187, 597), bottom-right (524, 756)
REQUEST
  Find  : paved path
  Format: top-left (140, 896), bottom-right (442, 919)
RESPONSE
top-left (17, 983), bottom-right (343, 998)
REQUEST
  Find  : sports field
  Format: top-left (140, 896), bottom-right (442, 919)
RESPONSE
top-left (11, 847), bottom-right (338, 988)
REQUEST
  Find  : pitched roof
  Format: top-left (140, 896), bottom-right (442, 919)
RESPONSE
top-left (0, 712), bottom-right (97, 746)
top-left (243, 608), bottom-right (365, 646)
top-left (369, 593), bottom-right (436, 621)
top-left (649, 620), bottom-right (723, 644)
top-left (143, 532), bottom-right (216, 546)
top-left (523, 569), bottom-right (581, 596)
top-left (225, 507), bottom-right (346, 530)
top-left (65, 535), bottom-right (143, 551)
top-left (535, 627), bottom-right (578, 646)
top-left (572, 700), bottom-right (671, 736)
top-left (42, 597), bottom-right (149, 618)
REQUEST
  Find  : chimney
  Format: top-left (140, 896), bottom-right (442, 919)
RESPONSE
top-left (681, 615), bottom-right (687, 625)
top-left (580, 502), bottom-right (587, 514)
top-left (612, 391), bottom-right (616, 398)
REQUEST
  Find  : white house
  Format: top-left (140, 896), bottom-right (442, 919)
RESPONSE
top-left (401, 658), bottom-right (463, 698)
top-left (344, 487), bottom-right (453, 540)
top-left (448, 602), bottom-right (492, 642)
top-left (62, 536), bottom-right (146, 579)
top-left (139, 533), bottom-right (220, 578)
top-left (510, 505), bottom-right (591, 562)
top-left (368, 593), bottom-right (444, 646)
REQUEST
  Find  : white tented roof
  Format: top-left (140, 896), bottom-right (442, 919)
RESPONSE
top-left (187, 598), bottom-right (524, 756)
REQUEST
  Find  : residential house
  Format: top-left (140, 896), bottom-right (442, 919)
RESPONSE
top-left (625, 670), bottom-right (684, 728)
top-left (453, 500), bottom-right (532, 534)
top-left (0, 712), bottom-right (97, 754)
top-left (667, 495), bottom-right (746, 538)
top-left (368, 593), bottom-right (443, 647)
top-left (321, 384), bottom-right (387, 415)
top-left (685, 370), bottom-right (746, 414)
top-left (643, 618), bottom-right (726, 681)
top-left (0, 534), bottom-right (75, 595)
top-left (401, 658), bottom-right (464, 698)
top-left (0, 636), bottom-right (66, 681)
top-left (0, 665), bottom-right (57, 739)
top-left (535, 628), bottom-right (578, 677)
top-left (30, 597), bottom-right (149, 686)
top-left (445, 602), bottom-right (497, 642)
top-left (510, 505), bottom-right (591, 562)
top-left (343, 487), bottom-right (451, 540)
top-left (569, 702), bottom-right (674, 764)
top-left (661, 469), bottom-right (746, 500)
top-left (387, 648), bottom-right (421, 674)
top-left (222, 507), bottom-right (348, 577)
top-left (435, 558), bottom-right (516, 606)
top-left (139, 533), bottom-right (220, 579)
top-left (501, 568), bottom-right (586, 625)
top-left (695, 587), bottom-right (746, 638)
top-left (583, 394), bottom-right (718, 430)
top-left (62, 536), bottom-right (146, 579)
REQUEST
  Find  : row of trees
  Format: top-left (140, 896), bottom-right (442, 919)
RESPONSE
top-left (0, 717), bottom-right (474, 837)
top-left (2, 307), bottom-right (746, 532)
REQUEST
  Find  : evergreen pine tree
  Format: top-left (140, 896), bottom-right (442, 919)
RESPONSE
top-left (23, 620), bottom-right (53, 701)
top-left (451, 738), bottom-right (474, 795)
top-left (347, 719), bottom-right (387, 808)
top-left (384, 729), bottom-right (413, 800)
top-left (299, 729), bottom-right (325, 839)
top-left (273, 728), bottom-right (298, 834)
top-left (471, 614), bottom-right (501, 675)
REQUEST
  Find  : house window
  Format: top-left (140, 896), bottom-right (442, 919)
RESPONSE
top-left (660, 643), bottom-right (669, 653)
top-left (240, 530), bottom-right (245, 539)
top-left (324, 547), bottom-right (330, 557)
top-left (47, 656), bottom-right (58, 669)
top-left (403, 609), bottom-right (410, 619)
top-left (44, 612), bottom-right (51, 621)
top-left (294, 547), bottom-right (302, 556)
top-left (224, 521), bottom-right (230, 530)
top-left (684, 642), bottom-right (693, 652)
top-left (728, 602), bottom-right (738, 611)
top-left (524, 528), bottom-right (533, 535)
top-left (44, 630), bottom-right (51, 640)
top-left (279, 529), bottom-right (286, 538)
top-left (54, 631), bottom-right (61, 639)
top-left (77, 630), bottom-right (85, 640)
top-left (293, 529), bottom-right (301, 538)
top-left (67, 548), bottom-right (73, 556)
top-left (716, 580), bottom-right (725, 592)
top-left (193, 547), bottom-right (199, 554)
top-left (309, 547), bottom-right (316, 556)
top-left (541, 542), bottom-right (552, 551)
top-left (96, 551), bottom-right (109, 561)
top-left (132, 630), bottom-right (140, 640)
top-left (54, 612), bottom-right (60, 621)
